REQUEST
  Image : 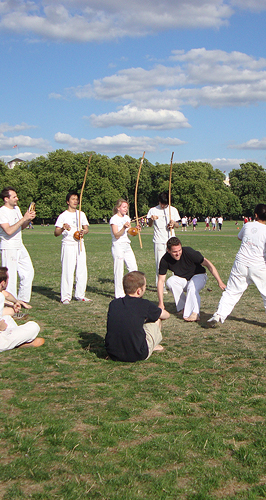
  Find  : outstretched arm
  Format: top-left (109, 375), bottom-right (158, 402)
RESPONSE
top-left (202, 258), bottom-right (226, 290)
top-left (157, 274), bottom-right (166, 310)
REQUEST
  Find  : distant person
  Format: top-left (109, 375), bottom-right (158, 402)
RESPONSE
top-left (0, 187), bottom-right (35, 303)
top-left (147, 192), bottom-right (180, 289)
top-left (0, 267), bottom-right (44, 352)
top-left (181, 216), bottom-right (188, 231)
top-left (208, 204), bottom-right (266, 325)
top-left (211, 217), bottom-right (217, 231)
top-left (105, 271), bottom-right (170, 362)
top-left (55, 191), bottom-right (91, 304)
top-left (109, 199), bottom-right (138, 298)
top-left (192, 217), bottom-right (197, 231)
top-left (158, 237), bottom-right (226, 322)
top-left (217, 216), bottom-right (223, 231)
top-left (205, 216), bottom-right (210, 231)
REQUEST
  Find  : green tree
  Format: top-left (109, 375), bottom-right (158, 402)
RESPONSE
top-left (229, 162), bottom-right (266, 216)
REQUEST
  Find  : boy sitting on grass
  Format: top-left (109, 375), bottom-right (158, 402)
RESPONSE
top-left (105, 271), bottom-right (170, 362)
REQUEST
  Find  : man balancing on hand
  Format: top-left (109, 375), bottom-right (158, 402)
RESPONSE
top-left (105, 271), bottom-right (170, 362)
top-left (157, 237), bottom-right (226, 322)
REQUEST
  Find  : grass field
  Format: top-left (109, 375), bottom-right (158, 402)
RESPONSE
top-left (1, 222), bottom-right (266, 500)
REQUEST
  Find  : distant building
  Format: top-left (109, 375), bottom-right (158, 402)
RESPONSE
top-left (7, 158), bottom-right (25, 169)
top-left (223, 175), bottom-right (230, 187)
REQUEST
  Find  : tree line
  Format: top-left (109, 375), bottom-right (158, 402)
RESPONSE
top-left (0, 150), bottom-right (265, 221)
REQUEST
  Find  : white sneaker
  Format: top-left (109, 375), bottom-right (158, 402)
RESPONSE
top-left (61, 299), bottom-right (70, 305)
top-left (207, 313), bottom-right (221, 325)
top-left (76, 297), bottom-right (92, 302)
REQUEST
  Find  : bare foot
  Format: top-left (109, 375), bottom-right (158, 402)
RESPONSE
top-left (153, 344), bottom-right (164, 352)
top-left (18, 337), bottom-right (45, 348)
top-left (184, 312), bottom-right (200, 322)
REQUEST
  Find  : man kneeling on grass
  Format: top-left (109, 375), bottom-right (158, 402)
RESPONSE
top-left (105, 271), bottom-right (170, 362)
top-left (0, 267), bottom-right (44, 352)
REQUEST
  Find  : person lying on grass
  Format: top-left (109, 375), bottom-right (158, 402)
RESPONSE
top-left (105, 271), bottom-right (170, 362)
top-left (0, 266), bottom-right (44, 352)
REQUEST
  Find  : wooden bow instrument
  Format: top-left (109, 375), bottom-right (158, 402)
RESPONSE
top-left (169, 152), bottom-right (174, 237)
top-left (134, 151), bottom-right (145, 248)
top-left (75, 154), bottom-right (92, 250)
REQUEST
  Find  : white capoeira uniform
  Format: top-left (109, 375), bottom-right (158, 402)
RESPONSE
top-left (215, 221), bottom-right (266, 322)
top-left (0, 206), bottom-right (34, 302)
top-left (109, 213), bottom-right (137, 298)
top-left (147, 205), bottom-right (180, 286)
top-left (0, 292), bottom-right (39, 352)
top-left (55, 210), bottom-right (89, 302)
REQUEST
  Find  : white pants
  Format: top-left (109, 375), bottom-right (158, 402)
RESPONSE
top-left (112, 243), bottom-right (137, 298)
top-left (166, 273), bottom-right (207, 318)
top-left (217, 261), bottom-right (266, 322)
top-left (1, 245), bottom-right (34, 302)
top-left (61, 243), bottom-right (87, 302)
top-left (0, 317), bottom-right (40, 352)
top-left (154, 243), bottom-right (167, 286)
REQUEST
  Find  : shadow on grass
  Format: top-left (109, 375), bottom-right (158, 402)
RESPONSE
top-left (78, 331), bottom-right (108, 359)
top-left (86, 283), bottom-right (114, 300)
top-left (32, 285), bottom-right (61, 302)
top-left (199, 311), bottom-right (266, 329)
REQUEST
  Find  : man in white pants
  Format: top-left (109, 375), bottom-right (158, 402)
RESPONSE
top-left (208, 204), bottom-right (266, 325)
top-left (147, 192), bottom-right (180, 290)
top-left (0, 187), bottom-right (35, 303)
top-left (158, 237), bottom-right (226, 322)
top-left (55, 191), bottom-right (91, 305)
top-left (0, 267), bottom-right (44, 352)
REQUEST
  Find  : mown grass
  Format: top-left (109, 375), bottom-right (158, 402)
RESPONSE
top-left (0, 222), bottom-right (266, 500)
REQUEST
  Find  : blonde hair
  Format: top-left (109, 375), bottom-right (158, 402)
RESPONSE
top-left (113, 198), bottom-right (129, 215)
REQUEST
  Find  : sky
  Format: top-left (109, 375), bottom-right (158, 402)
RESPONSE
top-left (1, 0), bottom-right (266, 174)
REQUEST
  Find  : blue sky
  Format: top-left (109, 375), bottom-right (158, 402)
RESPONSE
top-left (1, 0), bottom-right (266, 173)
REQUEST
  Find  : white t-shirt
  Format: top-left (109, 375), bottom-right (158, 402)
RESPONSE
top-left (218, 217), bottom-right (223, 224)
top-left (109, 214), bottom-right (131, 245)
top-left (0, 206), bottom-right (23, 250)
top-left (211, 218), bottom-right (216, 225)
top-left (236, 221), bottom-right (266, 267)
top-left (147, 205), bottom-right (180, 243)
top-left (55, 210), bottom-right (89, 246)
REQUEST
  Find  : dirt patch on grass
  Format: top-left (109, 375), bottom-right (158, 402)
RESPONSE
top-left (213, 478), bottom-right (251, 498)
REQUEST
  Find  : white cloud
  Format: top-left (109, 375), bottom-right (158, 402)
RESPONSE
top-left (200, 157), bottom-right (247, 171)
top-left (0, 122), bottom-right (36, 133)
top-left (0, 1), bottom-right (235, 42)
top-left (1, 152), bottom-right (42, 162)
top-left (54, 131), bottom-right (186, 154)
top-left (0, 133), bottom-right (50, 151)
top-left (89, 105), bottom-right (190, 130)
top-left (229, 137), bottom-right (266, 150)
top-left (67, 49), bottom-right (266, 113)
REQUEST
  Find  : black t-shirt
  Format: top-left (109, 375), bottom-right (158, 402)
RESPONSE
top-left (159, 246), bottom-right (205, 281)
top-left (105, 295), bottom-right (162, 362)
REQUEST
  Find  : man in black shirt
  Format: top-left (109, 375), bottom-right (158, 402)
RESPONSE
top-left (158, 237), bottom-right (226, 322)
top-left (105, 271), bottom-right (170, 362)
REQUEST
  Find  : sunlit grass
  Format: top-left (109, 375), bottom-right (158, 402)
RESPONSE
top-left (0, 221), bottom-right (266, 499)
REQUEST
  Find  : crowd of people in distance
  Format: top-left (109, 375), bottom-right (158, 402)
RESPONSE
top-left (0, 184), bottom-right (266, 364)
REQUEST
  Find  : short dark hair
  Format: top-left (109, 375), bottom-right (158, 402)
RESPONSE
top-left (158, 192), bottom-right (169, 205)
top-left (167, 237), bottom-right (182, 250)
top-left (66, 191), bottom-right (79, 203)
top-left (0, 267), bottom-right (8, 283)
top-left (0, 187), bottom-right (17, 201)
top-left (123, 271), bottom-right (145, 295)
top-left (254, 204), bottom-right (266, 221)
